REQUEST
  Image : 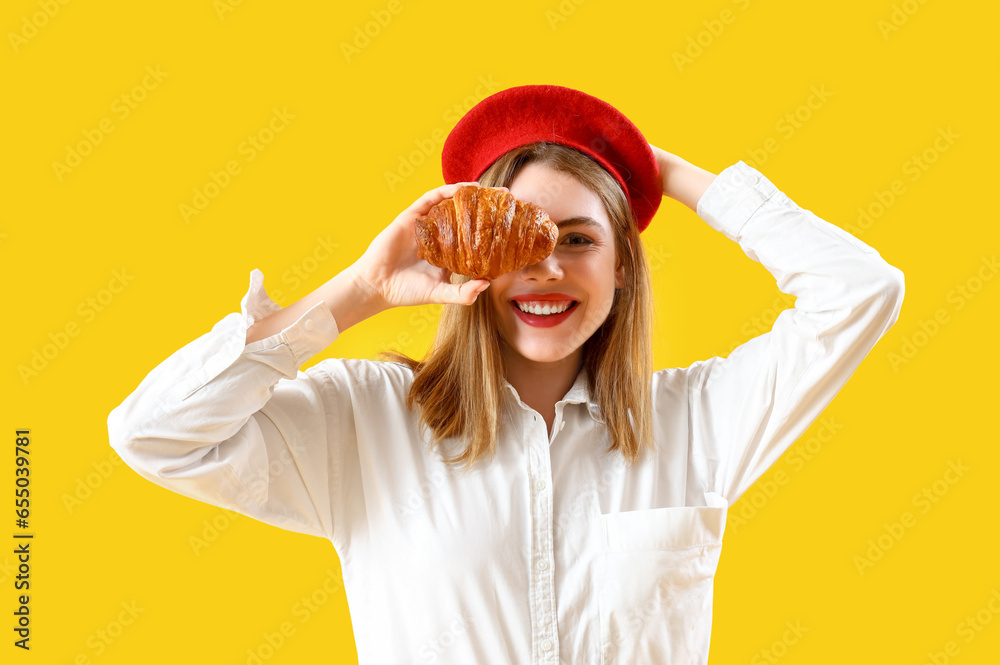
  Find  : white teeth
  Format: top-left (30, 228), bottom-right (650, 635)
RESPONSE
top-left (514, 301), bottom-right (574, 316)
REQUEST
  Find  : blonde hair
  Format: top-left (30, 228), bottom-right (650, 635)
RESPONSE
top-left (379, 141), bottom-right (655, 471)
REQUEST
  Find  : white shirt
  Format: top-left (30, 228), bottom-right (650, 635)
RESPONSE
top-left (108, 161), bottom-right (904, 665)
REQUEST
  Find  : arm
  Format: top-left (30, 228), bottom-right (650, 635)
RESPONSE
top-left (672, 161), bottom-right (905, 505)
top-left (108, 181), bottom-right (487, 541)
top-left (246, 180), bottom-right (489, 344)
top-left (649, 144), bottom-right (717, 212)
top-left (245, 263), bottom-right (384, 344)
top-left (108, 268), bottom-right (345, 539)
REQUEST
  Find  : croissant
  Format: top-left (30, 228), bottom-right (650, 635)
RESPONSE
top-left (415, 186), bottom-right (558, 280)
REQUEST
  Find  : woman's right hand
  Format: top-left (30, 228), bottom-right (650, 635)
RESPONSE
top-left (348, 181), bottom-right (492, 311)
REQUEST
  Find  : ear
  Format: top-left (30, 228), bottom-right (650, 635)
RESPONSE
top-left (614, 235), bottom-right (631, 289)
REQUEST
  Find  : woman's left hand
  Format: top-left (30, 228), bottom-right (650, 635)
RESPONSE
top-left (648, 143), bottom-right (717, 212)
top-left (648, 143), bottom-right (680, 198)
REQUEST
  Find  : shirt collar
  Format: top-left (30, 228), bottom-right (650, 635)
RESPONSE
top-left (502, 365), bottom-right (605, 424)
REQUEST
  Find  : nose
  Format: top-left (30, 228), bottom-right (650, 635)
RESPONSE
top-left (520, 250), bottom-right (563, 282)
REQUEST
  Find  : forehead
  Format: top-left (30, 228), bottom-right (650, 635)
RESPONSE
top-left (507, 162), bottom-right (611, 233)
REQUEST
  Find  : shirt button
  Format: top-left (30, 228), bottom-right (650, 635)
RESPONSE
top-left (541, 639), bottom-right (553, 651)
top-left (535, 479), bottom-right (546, 491)
top-left (304, 319), bottom-right (315, 332)
top-left (536, 559), bottom-right (548, 571)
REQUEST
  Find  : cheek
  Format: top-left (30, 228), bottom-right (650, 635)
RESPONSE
top-left (573, 253), bottom-right (618, 286)
top-left (489, 293), bottom-right (513, 329)
top-left (488, 276), bottom-right (515, 307)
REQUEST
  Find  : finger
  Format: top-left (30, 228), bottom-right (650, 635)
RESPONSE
top-left (435, 278), bottom-right (490, 306)
top-left (407, 181), bottom-right (480, 214)
top-left (460, 279), bottom-right (491, 305)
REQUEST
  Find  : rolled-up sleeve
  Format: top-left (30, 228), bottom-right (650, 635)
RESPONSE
top-left (107, 268), bottom-right (343, 540)
top-left (686, 161), bottom-right (905, 505)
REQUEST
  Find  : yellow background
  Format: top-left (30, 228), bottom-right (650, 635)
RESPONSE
top-left (3, 0), bottom-right (997, 662)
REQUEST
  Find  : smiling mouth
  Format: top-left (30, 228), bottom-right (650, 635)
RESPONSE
top-left (511, 300), bottom-right (579, 316)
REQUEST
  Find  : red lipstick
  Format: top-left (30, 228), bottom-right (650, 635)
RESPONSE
top-left (509, 297), bottom-right (580, 328)
top-left (510, 293), bottom-right (577, 302)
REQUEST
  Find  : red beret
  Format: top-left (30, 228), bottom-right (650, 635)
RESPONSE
top-left (441, 84), bottom-right (662, 232)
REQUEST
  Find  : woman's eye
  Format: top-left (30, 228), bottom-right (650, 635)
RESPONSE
top-left (562, 234), bottom-right (593, 246)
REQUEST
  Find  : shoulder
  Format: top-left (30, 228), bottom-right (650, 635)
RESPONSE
top-left (651, 363), bottom-right (697, 391)
top-left (651, 356), bottom-right (721, 396)
top-left (309, 357), bottom-right (416, 395)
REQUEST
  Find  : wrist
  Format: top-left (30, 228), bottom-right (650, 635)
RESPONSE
top-left (663, 158), bottom-right (716, 213)
top-left (322, 265), bottom-right (388, 334)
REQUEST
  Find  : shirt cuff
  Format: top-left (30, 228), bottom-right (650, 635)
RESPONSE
top-left (241, 268), bottom-right (340, 366)
top-left (176, 269), bottom-right (340, 401)
top-left (695, 161), bottom-right (779, 242)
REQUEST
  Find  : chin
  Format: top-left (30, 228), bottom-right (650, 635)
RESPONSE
top-left (510, 343), bottom-right (580, 365)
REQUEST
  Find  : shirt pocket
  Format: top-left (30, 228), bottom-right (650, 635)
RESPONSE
top-left (597, 492), bottom-right (728, 665)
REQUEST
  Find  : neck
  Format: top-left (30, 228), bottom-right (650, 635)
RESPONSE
top-left (500, 341), bottom-right (583, 416)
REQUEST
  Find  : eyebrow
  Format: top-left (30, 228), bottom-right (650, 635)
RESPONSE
top-left (556, 216), bottom-right (604, 232)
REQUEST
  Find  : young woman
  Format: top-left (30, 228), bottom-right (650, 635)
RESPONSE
top-left (108, 85), bottom-right (905, 664)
